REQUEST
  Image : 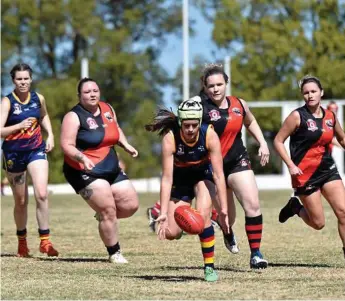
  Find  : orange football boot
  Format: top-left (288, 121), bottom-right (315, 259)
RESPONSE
top-left (17, 240), bottom-right (30, 257)
top-left (39, 240), bottom-right (59, 257)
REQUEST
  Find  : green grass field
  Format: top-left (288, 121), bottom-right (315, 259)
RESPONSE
top-left (1, 191), bottom-right (344, 300)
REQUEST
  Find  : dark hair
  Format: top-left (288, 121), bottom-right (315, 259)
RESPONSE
top-left (145, 108), bottom-right (178, 136)
top-left (10, 63), bottom-right (33, 79)
top-left (77, 77), bottom-right (97, 94)
top-left (202, 64), bottom-right (229, 86)
top-left (298, 75), bottom-right (323, 91)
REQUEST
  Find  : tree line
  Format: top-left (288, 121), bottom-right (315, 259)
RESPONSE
top-left (2, 0), bottom-right (344, 182)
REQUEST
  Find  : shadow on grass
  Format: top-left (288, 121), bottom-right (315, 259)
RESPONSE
top-left (0, 253), bottom-right (107, 263)
top-left (126, 275), bottom-right (202, 282)
top-left (269, 262), bottom-right (334, 268)
top-left (163, 265), bottom-right (247, 273)
top-left (1, 253), bottom-right (17, 257)
top-left (35, 257), bottom-right (108, 262)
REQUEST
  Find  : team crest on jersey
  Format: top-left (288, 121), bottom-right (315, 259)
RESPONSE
top-left (209, 109), bottom-right (221, 121)
top-left (306, 119), bottom-right (318, 132)
top-left (176, 144), bottom-right (184, 155)
top-left (104, 112), bottom-right (113, 122)
top-left (86, 117), bottom-right (99, 129)
top-left (13, 103), bottom-right (22, 115)
top-left (232, 107), bottom-right (242, 116)
top-left (198, 145), bottom-right (205, 152)
top-left (240, 158), bottom-right (249, 167)
top-left (325, 119), bottom-right (333, 129)
top-left (6, 160), bottom-right (14, 169)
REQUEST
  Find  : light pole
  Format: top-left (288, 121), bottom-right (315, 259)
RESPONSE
top-left (224, 55), bottom-right (231, 96)
top-left (183, 0), bottom-right (189, 101)
top-left (81, 57), bottom-right (89, 78)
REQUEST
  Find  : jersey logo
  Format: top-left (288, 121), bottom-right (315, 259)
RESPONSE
top-left (197, 145), bottom-right (205, 152)
top-left (232, 107), bottom-right (242, 116)
top-left (86, 117), bottom-right (99, 130)
top-left (325, 119), bottom-right (333, 129)
top-left (305, 185), bottom-right (315, 191)
top-left (13, 103), bottom-right (22, 115)
top-left (209, 109), bottom-right (221, 121)
top-left (104, 112), bottom-right (113, 122)
top-left (306, 119), bottom-right (318, 132)
top-left (176, 144), bottom-right (185, 155)
top-left (6, 160), bottom-right (14, 169)
top-left (82, 174), bottom-right (90, 180)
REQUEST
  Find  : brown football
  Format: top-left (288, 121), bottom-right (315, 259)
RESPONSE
top-left (174, 205), bottom-right (205, 234)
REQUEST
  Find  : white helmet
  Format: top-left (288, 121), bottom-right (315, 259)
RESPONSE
top-left (177, 98), bottom-right (203, 126)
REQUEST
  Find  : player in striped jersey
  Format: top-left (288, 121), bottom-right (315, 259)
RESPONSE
top-left (60, 78), bottom-right (139, 263)
top-left (200, 64), bottom-right (269, 269)
top-left (145, 99), bottom-right (229, 281)
top-left (274, 75), bottom-right (345, 259)
top-left (1, 63), bottom-right (58, 257)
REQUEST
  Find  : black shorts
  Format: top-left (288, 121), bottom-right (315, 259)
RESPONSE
top-left (223, 152), bottom-right (252, 180)
top-left (294, 170), bottom-right (342, 196)
top-left (171, 165), bottom-right (214, 202)
top-left (63, 165), bottom-right (129, 193)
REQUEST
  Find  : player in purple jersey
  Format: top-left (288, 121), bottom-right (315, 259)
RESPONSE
top-left (1, 63), bottom-right (58, 257)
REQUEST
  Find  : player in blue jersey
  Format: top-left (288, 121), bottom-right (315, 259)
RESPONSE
top-left (145, 99), bottom-right (229, 282)
top-left (0, 63), bottom-right (58, 257)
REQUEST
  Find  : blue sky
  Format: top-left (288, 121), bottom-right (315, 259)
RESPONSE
top-left (158, 5), bottom-right (228, 110)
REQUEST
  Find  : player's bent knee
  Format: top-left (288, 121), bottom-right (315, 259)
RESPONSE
top-left (14, 197), bottom-right (28, 207)
top-left (335, 208), bottom-right (345, 223)
top-left (243, 201), bottom-right (261, 216)
top-left (124, 200), bottom-right (139, 217)
top-left (14, 202), bottom-right (27, 211)
top-left (99, 207), bottom-right (117, 222)
top-left (35, 190), bottom-right (49, 203)
top-left (312, 220), bottom-right (325, 230)
top-left (166, 230), bottom-right (182, 240)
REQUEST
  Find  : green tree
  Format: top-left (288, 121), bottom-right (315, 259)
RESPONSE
top-left (1, 0), bottom-right (183, 181)
top-left (194, 0), bottom-right (345, 174)
top-left (197, 0), bottom-right (345, 100)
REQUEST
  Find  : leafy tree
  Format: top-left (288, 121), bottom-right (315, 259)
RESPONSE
top-left (193, 0), bottom-right (345, 174)
top-left (197, 0), bottom-right (345, 101)
top-left (1, 0), bottom-right (183, 182)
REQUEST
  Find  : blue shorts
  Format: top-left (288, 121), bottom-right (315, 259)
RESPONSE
top-left (2, 146), bottom-right (47, 173)
top-left (171, 164), bottom-right (214, 202)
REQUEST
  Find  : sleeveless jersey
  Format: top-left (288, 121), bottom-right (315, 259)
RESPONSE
top-left (2, 91), bottom-right (44, 151)
top-left (172, 123), bottom-right (211, 170)
top-left (63, 101), bottom-right (120, 176)
top-left (290, 105), bottom-right (336, 188)
top-left (202, 95), bottom-right (246, 164)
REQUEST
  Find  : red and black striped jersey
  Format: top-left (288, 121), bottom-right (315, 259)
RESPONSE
top-left (202, 95), bottom-right (246, 165)
top-left (290, 105), bottom-right (336, 188)
top-left (64, 101), bottom-right (120, 176)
